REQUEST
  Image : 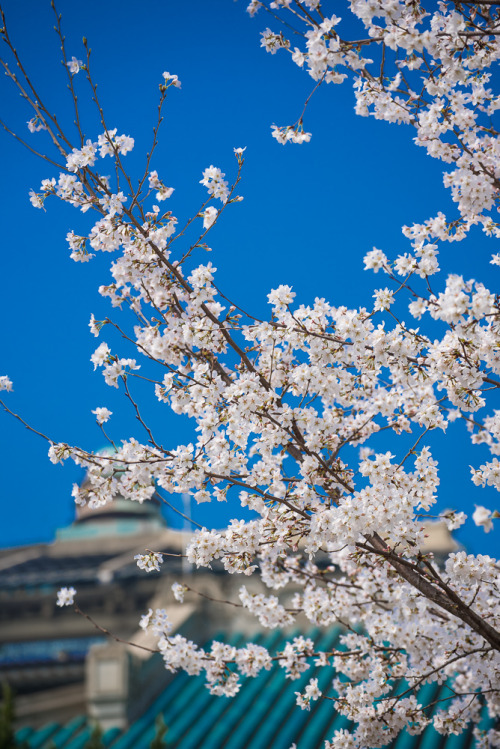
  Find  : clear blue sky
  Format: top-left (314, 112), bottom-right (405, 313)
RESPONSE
top-left (0, 0), bottom-right (498, 553)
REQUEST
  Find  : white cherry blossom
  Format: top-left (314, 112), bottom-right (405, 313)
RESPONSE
top-left (56, 587), bottom-right (76, 607)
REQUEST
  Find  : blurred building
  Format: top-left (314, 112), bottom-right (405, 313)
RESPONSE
top-left (0, 480), bottom-right (188, 726)
top-left (0, 474), bottom-right (463, 746)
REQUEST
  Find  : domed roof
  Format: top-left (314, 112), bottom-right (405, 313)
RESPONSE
top-left (74, 446), bottom-right (165, 528)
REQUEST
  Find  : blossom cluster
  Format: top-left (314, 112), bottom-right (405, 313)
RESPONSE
top-left (134, 551), bottom-right (164, 573)
top-left (200, 166), bottom-right (229, 202)
top-left (251, 0), bottom-right (500, 264)
top-left (56, 587), bottom-right (76, 607)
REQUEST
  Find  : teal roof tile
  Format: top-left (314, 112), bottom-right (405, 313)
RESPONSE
top-left (246, 631), bottom-right (331, 749)
top-left (18, 630), bottom-right (488, 749)
top-left (205, 631), bottom-right (284, 749)
top-left (64, 725), bottom-right (93, 749)
top-left (47, 715), bottom-right (86, 748)
top-left (102, 727), bottom-right (122, 747)
top-left (15, 725), bottom-right (34, 744)
top-left (28, 721), bottom-right (60, 749)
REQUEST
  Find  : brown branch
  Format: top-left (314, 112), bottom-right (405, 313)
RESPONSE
top-left (74, 603), bottom-right (159, 654)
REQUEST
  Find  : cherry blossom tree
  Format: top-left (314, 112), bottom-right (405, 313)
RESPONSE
top-left (1, 1), bottom-right (500, 746)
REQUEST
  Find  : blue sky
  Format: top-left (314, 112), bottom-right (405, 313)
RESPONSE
top-left (0, 0), bottom-right (498, 553)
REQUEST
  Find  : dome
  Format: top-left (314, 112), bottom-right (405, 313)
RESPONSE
top-left (65, 446), bottom-right (166, 538)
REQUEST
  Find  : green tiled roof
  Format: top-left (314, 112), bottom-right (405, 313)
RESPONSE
top-left (16, 629), bottom-right (488, 749)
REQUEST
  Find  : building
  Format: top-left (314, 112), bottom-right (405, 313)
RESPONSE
top-left (0, 475), bottom-right (468, 747)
